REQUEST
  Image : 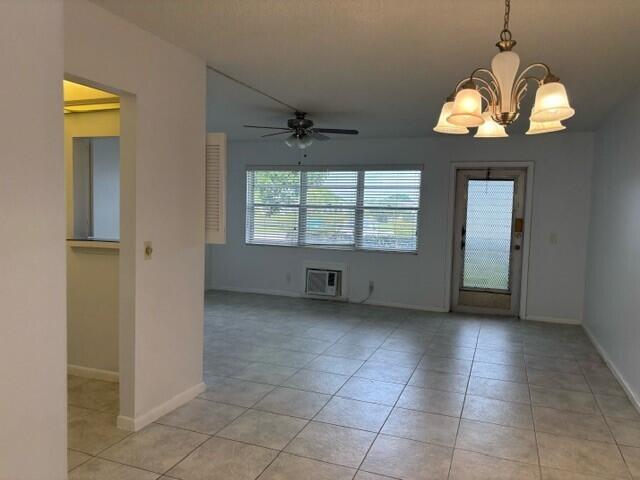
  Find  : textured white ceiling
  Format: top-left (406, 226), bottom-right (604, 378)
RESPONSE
top-left (90, 0), bottom-right (640, 139)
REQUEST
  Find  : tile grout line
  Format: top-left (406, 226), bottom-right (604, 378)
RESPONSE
top-left (350, 320), bottom-right (415, 478)
top-left (527, 345), bottom-right (543, 480)
top-left (203, 307), bottom-right (395, 480)
top-left (245, 317), bottom-right (386, 480)
top-left (352, 317), bottom-right (451, 478)
top-left (446, 329), bottom-right (479, 479)
top-left (289, 314), bottom-right (404, 480)
top-left (73, 296), bottom-right (633, 478)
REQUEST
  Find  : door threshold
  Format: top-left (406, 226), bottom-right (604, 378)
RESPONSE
top-left (452, 304), bottom-right (519, 318)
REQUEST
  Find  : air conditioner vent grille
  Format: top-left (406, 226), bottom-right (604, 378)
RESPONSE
top-left (305, 268), bottom-right (341, 297)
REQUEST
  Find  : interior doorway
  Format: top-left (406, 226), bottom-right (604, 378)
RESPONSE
top-left (451, 167), bottom-right (527, 316)
top-left (64, 79), bottom-right (129, 463)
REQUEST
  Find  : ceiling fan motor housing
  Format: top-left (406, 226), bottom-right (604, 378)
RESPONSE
top-left (288, 112), bottom-right (314, 133)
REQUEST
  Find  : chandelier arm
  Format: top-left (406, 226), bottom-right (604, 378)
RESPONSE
top-left (471, 77), bottom-right (499, 105)
top-left (478, 87), bottom-right (494, 112)
top-left (470, 68), bottom-right (500, 86)
top-left (477, 87), bottom-right (492, 108)
top-left (513, 63), bottom-right (551, 90)
top-left (471, 68), bottom-right (501, 105)
top-left (512, 76), bottom-right (541, 107)
top-left (516, 84), bottom-right (528, 106)
top-left (454, 77), bottom-right (473, 92)
top-left (454, 67), bottom-right (499, 97)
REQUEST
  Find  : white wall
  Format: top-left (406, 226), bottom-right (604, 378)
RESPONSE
top-left (65, 0), bottom-right (206, 429)
top-left (68, 245), bottom-right (119, 374)
top-left (0, 1), bottom-right (67, 478)
top-left (584, 90), bottom-right (640, 407)
top-left (206, 133), bottom-right (593, 323)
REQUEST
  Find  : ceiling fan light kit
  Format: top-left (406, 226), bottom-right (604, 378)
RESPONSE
top-left (284, 133), bottom-right (314, 149)
top-left (244, 111), bottom-right (359, 149)
top-left (434, 0), bottom-right (575, 138)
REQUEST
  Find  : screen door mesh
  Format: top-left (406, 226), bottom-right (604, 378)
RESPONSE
top-left (462, 180), bottom-right (514, 291)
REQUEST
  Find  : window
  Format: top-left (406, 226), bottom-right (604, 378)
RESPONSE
top-left (72, 136), bottom-right (120, 240)
top-left (246, 167), bottom-right (422, 252)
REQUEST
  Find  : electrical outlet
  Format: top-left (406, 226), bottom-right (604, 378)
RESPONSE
top-left (368, 280), bottom-right (375, 293)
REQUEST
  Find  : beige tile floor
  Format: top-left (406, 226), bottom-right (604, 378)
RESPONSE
top-left (67, 291), bottom-right (640, 479)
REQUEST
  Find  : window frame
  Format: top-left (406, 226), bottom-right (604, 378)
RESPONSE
top-left (245, 165), bottom-right (423, 254)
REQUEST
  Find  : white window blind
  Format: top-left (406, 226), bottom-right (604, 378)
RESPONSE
top-left (246, 166), bottom-right (422, 252)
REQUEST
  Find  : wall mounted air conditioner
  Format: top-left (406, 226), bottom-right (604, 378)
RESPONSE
top-left (305, 268), bottom-right (342, 297)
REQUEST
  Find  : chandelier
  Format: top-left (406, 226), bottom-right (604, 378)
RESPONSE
top-left (434, 0), bottom-right (575, 138)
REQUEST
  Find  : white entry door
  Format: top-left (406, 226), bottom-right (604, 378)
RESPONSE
top-left (451, 168), bottom-right (526, 316)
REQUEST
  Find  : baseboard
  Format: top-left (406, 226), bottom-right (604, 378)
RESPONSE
top-left (208, 286), bottom-right (302, 298)
top-left (208, 287), bottom-right (448, 313)
top-left (68, 364), bottom-right (119, 383)
top-left (583, 324), bottom-right (640, 415)
top-left (117, 382), bottom-right (206, 432)
top-left (524, 315), bottom-right (582, 325)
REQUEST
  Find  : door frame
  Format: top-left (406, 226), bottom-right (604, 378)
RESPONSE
top-left (451, 168), bottom-right (526, 316)
top-left (443, 161), bottom-right (534, 319)
top-left (65, 72), bottom-right (136, 426)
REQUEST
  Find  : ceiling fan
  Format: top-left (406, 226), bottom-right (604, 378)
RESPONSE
top-left (244, 111), bottom-right (359, 149)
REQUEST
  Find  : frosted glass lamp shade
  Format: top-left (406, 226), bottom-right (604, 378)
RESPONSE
top-left (526, 119), bottom-right (566, 135)
top-left (285, 134), bottom-right (299, 148)
top-left (285, 134), bottom-right (313, 149)
top-left (530, 82), bottom-right (575, 122)
top-left (300, 136), bottom-right (313, 148)
top-left (434, 101), bottom-right (469, 134)
top-left (474, 111), bottom-right (508, 138)
top-left (448, 89), bottom-right (484, 127)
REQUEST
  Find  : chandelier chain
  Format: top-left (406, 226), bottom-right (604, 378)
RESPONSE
top-left (501, 0), bottom-right (512, 41)
top-left (504, 0), bottom-right (511, 31)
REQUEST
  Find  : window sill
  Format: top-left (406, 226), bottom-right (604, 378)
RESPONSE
top-left (244, 242), bottom-right (418, 255)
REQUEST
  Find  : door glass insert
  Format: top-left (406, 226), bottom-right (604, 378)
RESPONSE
top-left (462, 179), bottom-right (514, 291)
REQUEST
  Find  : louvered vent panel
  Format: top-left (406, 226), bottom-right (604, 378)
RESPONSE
top-left (205, 133), bottom-right (226, 244)
top-left (307, 270), bottom-right (329, 294)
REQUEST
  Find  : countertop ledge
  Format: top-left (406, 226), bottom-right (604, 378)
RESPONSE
top-left (67, 239), bottom-right (120, 250)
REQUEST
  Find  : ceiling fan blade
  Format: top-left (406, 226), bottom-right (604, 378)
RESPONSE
top-left (308, 131), bottom-right (330, 141)
top-left (244, 125), bottom-right (291, 130)
top-left (261, 130), bottom-right (293, 138)
top-left (313, 128), bottom-right (359, 135)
